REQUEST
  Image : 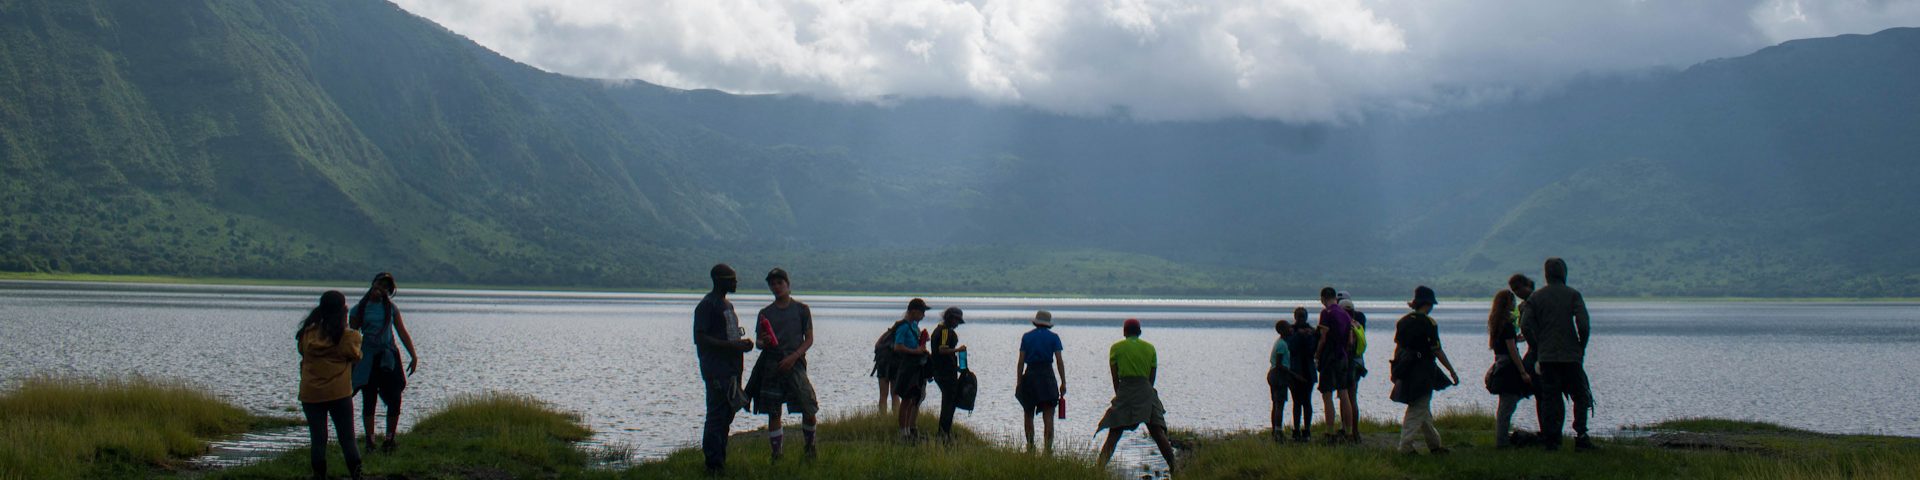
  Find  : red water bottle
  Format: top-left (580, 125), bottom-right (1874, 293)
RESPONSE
top-left (758, 314), bottom-right (779, 348)
top-left (1057, 395), bottom-right (1067, 419)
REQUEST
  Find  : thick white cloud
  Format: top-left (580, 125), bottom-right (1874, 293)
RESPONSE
top-left (390, 0), bottom-right (1920, 122)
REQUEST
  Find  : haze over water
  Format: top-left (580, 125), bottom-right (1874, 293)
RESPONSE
top-left (3, 281), bottom-right (1916, 465)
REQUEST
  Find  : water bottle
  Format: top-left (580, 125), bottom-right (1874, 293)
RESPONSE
top-left (957, 351), bottom-right (969, 370)
top-left (1057, 395), bottom-right (1067, 419)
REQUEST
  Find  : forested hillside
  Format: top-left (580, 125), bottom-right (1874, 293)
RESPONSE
top-left (2, 0), bottom-right (1916, 297)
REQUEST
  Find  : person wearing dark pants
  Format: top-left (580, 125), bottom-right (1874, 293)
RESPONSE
top-left (349, 273), bottom-right (418, 455)
top-left (930, 307), bottom-right (968, 440)
top-left (1520, 257), bottom-right (1597, 451)
top-left (297, 291), bottom-right (364, 480)
top-left (693, 264), bottom-right (754, 473)
top-left (1285, 309), bottom-right (1318, 442)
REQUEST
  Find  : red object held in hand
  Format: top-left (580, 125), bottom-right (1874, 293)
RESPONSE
top-left (759, 314), bottom-right (779, 348)
top-left (1057, 395), bottom-right (1067, 419)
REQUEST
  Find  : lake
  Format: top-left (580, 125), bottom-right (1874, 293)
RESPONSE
top-left (2, 281), bottom-right (1916, 471)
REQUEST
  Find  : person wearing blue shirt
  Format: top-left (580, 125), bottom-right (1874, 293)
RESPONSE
top-left (1017, 310), bottom-right (1066, 453)
top-left (348, 272), bottom-right (417, 455)
top-left (891, 298), bottom-right (932, 442)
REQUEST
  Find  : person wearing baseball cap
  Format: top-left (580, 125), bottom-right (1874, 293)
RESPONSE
top-left (744, 267), bottom-right (819, 461)
top-left (890, 298), bottom-right (933, 442)
top-left (1016, 310), bottom-right (1065, 453)
top-left (1097, 318), bottom-right (1176, 470)
top-left (930, 307), bottom-right (969, 440)
top-left (1390, 286), bottom-right (1459, 455)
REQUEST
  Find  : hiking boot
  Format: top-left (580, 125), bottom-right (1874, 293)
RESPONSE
top-left (804, 444), bottom-right (818, 461)
top-left (380, 438), bottom-right (396, 454)
top-left (1574, 435), bottom-right (1600, 452)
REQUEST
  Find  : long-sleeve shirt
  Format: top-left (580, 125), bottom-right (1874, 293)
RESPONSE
top-left (1520, 282), bottom-right (1591, 363)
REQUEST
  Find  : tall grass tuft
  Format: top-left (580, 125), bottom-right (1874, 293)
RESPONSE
top-left (0, 375), bottom-right (256, 480)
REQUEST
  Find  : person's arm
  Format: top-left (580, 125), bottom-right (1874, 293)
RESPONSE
top-left (1016, 351), bottom-right (1028, 390)
top-left (1436, 345), bottom-right (1459, 385)
top-left (1314, 325), bottom-right (1330, 360)
top-left (936, 330), bottom-right (965, 355)
top-left (692, 305), bottom-right (737, 350)
top-left (393, 309), bottom-right (419, 375)
top-left (1109, 360), bottom-right (1120, 393)
top-left (1149, 366), bottom-right (1158, 387)
top-left (1504, 339), bottom-right (1530, 384)
top-left (1574, 292), bottom-right (1591, 350)
top-left (1055, 351), bottom-right (1067, 395)
top-left (779, 313), bottom-right (814, 371)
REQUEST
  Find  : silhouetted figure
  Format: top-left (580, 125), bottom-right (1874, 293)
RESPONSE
top-left (1487, 276), bottom-right (1536, 448)
top-left (1521, 258), bottom-right (1597, 451)
top-left (692, 264), bottom-right (753, 473)
top-left (350, 272), bottom-right (417, 454)
top-left (742, 268), bottom-right (819, 461)
top-left (1286, 308), bottom-right (1318, 441)
top-left (1097, 319), bottom-right (1176, 470)
top-left (891, 298), bottom-right (933, 442)
top-left (1016, 310), bottom-right (1065, 453)
top-left (930, 307), bottom-right (969, 440)
top-left (1315, 287), bottom-right (1359, 443)
top-left (297, 291), bottom-right (364, 480)
top-left (1391, 286), bottom-right (1459, 455)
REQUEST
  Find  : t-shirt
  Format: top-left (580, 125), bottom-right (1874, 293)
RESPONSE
top-left (1270, 337), bottom-right (1291, 369)
top-left (1019, 328), bottom-right (1062, 366)
top-left (1110, 336), bottom-right (1157, 379)
top-left (1490, 310), bottom-right (1519, 353)
top-left (1317, 305), bottom-right (1355, 362)
top-left (756, 300), bottom-right (813, 360)
top-left (692, 292), bottom-right (743, 381)
top-left (930, 324), bottom-right (960, 373)
top-left (893, 319), bottom-right (925, 368)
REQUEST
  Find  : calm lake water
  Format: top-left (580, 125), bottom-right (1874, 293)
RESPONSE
top-left (3, 281), bottom-right (1917, 470)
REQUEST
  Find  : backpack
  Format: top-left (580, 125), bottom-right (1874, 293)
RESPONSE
top-left (1353, 322), bottom-right (1368, 356)
top-left (873, 319), bottom-right (907, 363)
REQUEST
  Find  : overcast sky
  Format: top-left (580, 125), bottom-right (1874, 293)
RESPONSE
top-left (390, 0), bottom-right (1920, 122)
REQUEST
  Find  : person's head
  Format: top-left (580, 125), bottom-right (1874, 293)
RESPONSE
top-left (1123, 318), bottom-right (1142, 338)
top-left (942, 307), bottom-right (965, 327)
top-left (710, 264), bottom-right (737, 293)
top-left (1489, 290), bottom-right (1516, 333)
top-left (1275, 318), bottom-right (1290, 336)
top-left (358, 272), bottom-right (395, 310)
top-left (1319, 287), bottom-right (1338, 306)
top-left (1409, 285), bottom-right (1438, 314)
top-left (1544, 257), bottom-right (1569, 285)
top-left (1292, 307), bottom-right (1309, 327)
top-left (299, 290), bottom-right (350, 343)
top-left (1033, 310), bottom-right (1054, 329)
top-left (906, 298), bottom-right (930, 321)
top-left (1507, 274), bottom-right (1535, 299)
top-left (765, 268), bottom-right (791, 298)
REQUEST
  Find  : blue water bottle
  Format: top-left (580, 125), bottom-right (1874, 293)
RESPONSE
top-left (957, 351), bottom-right (969, 370)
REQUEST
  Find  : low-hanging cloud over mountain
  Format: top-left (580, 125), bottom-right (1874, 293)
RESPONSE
top-left (391, 0), bottom-right (1920, 122)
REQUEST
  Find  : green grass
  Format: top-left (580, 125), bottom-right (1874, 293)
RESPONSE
top-left (0, 376), bottom-right (281, 480)
top-left (211, 392), bottom-right (595, 480)
top-left (1174, 410), bottom-right (1920, 480)
top-left (619, 409), bottom-right (1106, 479)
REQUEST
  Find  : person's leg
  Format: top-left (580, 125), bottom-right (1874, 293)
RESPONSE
top-left (1096, 429), bottom-right (1125, 466)
top-left (1569, 363), bottom-right (1596, 450)
top-left (1340, 388), bottom-right (1358, 442)
top-left (328, 397), bottom-right (362, 476)
top-left (766, 404), bottom-right (785, 460)
top-left (379, 387), bottom-right (403, 450)
top-left (801, 411), bottom-right (818, 456)
top-left (937, 379), bottom-right (958, 437)
top-left (1495, 393), bottom-right (1519, 448)
top-left (702, 380), bottom-right (733, 472)
top-left (303, 402), bottom-right (330, 478)
top-left (1320, 389), bottom-right (1336, 436)
top-left (1536, 363), bottom-right (1567, 450)
top-left (359, 388), bottom-right (378, 452)
top-left (1416, 394), bottom-right (1443, 451)
top-left (878, 377), bottom-right (891, 414)
top-left (1398, 397), bottom-right (1419, 453)
top-left (1270, 397), bottom-right (1285, 440)
top-left (1041, 406), bottom-right (1056, 454)
top-left (1147, 424), bottom-right (1178, 470)
top-left (1294, 384), bottom-right (1314, 440)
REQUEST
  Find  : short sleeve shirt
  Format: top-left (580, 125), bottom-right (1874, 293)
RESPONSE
top-left (693, 292), bottom-right (743, 381)
top-left (1271, 337), bottom-right (1291, 369)
top-left (1110, 337), bottom-right (1157, 379)
top-left (1490, 312), bottom-right (1518, 353)
top-left (931, 324), bottom-right (960, 372)
top-left (1019, 328), bottom-right (1063, 366)
top-left (757, 301), bottom-right (812, 358)
top-left (1317, 306), bottom-right (1354, 362)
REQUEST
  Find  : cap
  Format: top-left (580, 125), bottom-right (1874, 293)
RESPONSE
top-left (907, 298), bottom-right (931, 312)
top-left (943, 307), bottom-right (964, 324)
top-left (1335, 291), bottom-right (1351, 302)
top-left (1033, 310), bottom-right (1054, 327)
top-left (1338, 299), bottom-right (1355, 310)
top-left (765, 267), bottom-right (789, 283)
top-left (1412, 285), bottom-right (1439, 307)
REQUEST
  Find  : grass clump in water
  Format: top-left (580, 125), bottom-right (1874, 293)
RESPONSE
top-left (214, 392), bottom-right (593, 480)
top-left (0, 376), bottom-right (266, 480)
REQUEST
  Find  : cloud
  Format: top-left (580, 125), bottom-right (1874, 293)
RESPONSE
top-left (389, 0), bottom-right (1920, 122)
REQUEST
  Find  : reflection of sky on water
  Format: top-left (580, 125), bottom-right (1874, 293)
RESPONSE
top-left (3, 280), bottom-right (1916, 471)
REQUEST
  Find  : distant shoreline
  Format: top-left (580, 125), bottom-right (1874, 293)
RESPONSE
top-left (2, 271), bottom-right (1914, 303)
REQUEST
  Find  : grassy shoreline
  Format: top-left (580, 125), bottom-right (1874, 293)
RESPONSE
top-left (4, 271), bottom-right (1915, 303)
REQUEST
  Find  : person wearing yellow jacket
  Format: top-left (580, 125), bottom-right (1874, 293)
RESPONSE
top-left (298, 291), bottom-right (364, 480)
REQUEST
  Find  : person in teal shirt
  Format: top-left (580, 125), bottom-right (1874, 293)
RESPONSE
top-left (1269, 318), bottom-right (1304, 442)
top-left (1097, 319), bottom-right (1176, 470)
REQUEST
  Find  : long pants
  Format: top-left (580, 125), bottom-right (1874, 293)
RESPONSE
top-left (302, 397), bottom-right (361, 478)
top-left (702, 378), bottom-right (738, 470)
top-left (1289, 383), bottom-right (1314, 434)
top-left (1496, 393), bottom-right (1525, 446)
top-left (1398, 392), bottom-right (1442, 452)
top-left (1535, 361), bottom-right (1593, 445)
top-left (933, 371), bottom-right (959, 435)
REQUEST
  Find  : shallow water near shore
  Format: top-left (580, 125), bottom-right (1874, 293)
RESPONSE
top-left (2, 280), bottom-right (1916, 471)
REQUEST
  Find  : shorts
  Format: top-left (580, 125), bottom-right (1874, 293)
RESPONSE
top-left (753, 363), bottom-right (820, 416)
top-left (1016, 366), bottom-right (1059, 411)
top-left (1267, 367), bottom-right (1291, 403)
top-left (1318, 357), bottom-right (1355, 393)
top-left (893, 366), bottom-right (927, 402)
top-left (1098, 377), bottom-right (1167, 432)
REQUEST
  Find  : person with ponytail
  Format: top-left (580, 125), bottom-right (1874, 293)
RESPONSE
top-left (349, 272), bottom-right (419, 454)
top-left (297, 291), bottom-right (364, 480)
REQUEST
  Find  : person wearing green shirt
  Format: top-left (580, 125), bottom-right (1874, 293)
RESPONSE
top-left (1096, 319), bottom-right (1176, 470)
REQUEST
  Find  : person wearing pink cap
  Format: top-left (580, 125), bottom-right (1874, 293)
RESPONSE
top-left (1096, 318), bottom-right (1176, 470)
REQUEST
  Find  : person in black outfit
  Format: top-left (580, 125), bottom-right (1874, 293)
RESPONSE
top-left (1284, 308), bottom-right (1318, 441)
top-left (692, 264), bottom-right (754, 473)
top-left (930, 307), bottom-right (968, 440)
top-left (1520, 258), bottom-right (1598, 452)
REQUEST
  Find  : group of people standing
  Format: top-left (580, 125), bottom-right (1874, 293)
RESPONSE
top-left (293, 273), bottom-right (420, 480)
top-left (690, 257), bottom-right (1598, 473)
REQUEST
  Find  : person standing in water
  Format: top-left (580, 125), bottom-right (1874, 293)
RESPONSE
top-left (350, 272), bottom-right (418, 454)
top-left (692, 264), bottom-right (754, 473)
top-left (1016, 310), bottom-right (1066, 453)
top-left (1096, 319), bottom-right (1176, 470)
top-left (746, 268), bottom-right (819, 461)
top-left (297, 291), bottom-right (363, 480)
